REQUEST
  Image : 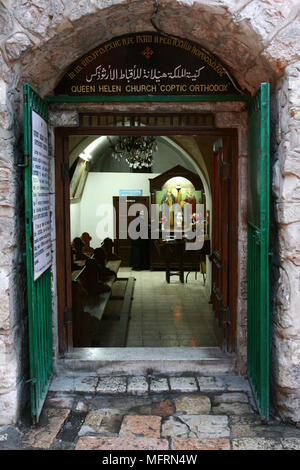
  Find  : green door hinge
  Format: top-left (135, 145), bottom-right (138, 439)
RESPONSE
top-left (18, 151), bottom-right (29, 168)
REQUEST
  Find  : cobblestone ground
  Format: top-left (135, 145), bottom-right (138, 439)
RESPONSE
top-left (1, 375), bottom-right (300, 450)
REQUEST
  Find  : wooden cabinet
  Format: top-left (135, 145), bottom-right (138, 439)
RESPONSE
top-left (113, 195), bottom-right (150, 266)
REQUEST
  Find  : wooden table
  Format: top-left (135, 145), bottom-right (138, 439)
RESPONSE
top-left (157, 236), bottom-right (210, 284)
top-left (159, 239), bottom-right (185, 283)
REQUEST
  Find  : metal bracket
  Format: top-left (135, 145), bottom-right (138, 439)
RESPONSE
top-left (221, 306), bottom-right (231, 325)
top-left (212, 283), bottom-right (222, 301)
top-left (210, 251), bottom-right (222, 268)
top-left (220, 161), bottom-right (231, 180)
top-left (64, 307), bottom-right (72, 323)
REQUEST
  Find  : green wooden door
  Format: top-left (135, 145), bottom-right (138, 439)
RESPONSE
top-left (23, 83), bottom-right (53, 423)
top-left (247, 82), bottom-right (270, 420)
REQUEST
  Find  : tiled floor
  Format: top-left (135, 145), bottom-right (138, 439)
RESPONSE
top-left (95, 268), bottom-right (218, 348)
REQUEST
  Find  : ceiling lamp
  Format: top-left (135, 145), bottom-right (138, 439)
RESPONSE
top-left (108, 136), bottom-right (157, 169)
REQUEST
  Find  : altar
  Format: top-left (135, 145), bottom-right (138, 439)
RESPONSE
top-left (149, 165), bottom-right (210, 273)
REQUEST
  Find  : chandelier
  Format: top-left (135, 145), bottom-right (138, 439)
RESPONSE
top-left (108, 136), bottom-right (157, 169)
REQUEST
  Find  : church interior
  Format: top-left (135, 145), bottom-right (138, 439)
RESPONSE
top-left (69, 132), bottom-right (219, 349)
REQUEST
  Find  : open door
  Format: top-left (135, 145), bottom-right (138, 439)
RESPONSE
top-left (211, 137), bottom-right (231, 351)
top-left (247, 83), bottom-right (270, 420)
top-left (23, 83), bottom-right (53, 423)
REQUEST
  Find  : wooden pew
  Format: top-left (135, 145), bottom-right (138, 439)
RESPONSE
top-left (71, 257), bottom-right (135, 347)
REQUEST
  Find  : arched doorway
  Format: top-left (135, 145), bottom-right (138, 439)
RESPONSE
top-left (22, 27), bottom-right (270, 423)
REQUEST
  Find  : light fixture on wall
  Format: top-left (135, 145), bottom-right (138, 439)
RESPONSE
top-left (79, 151), bottom-right (92, 161)
top-left (107, 136), bottom-right (158, 169)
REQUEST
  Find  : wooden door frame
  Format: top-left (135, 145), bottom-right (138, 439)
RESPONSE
top-left (55, 123), bottom-right (238, 355)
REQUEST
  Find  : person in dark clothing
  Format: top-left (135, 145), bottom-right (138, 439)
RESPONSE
top-left (129, 210), bottom-right (149, 270)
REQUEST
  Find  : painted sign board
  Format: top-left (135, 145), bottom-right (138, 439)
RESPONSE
top-left (119, 189), bottom-right (143, 196)
top-left (55, 33), bottom-right (243, 97)
top-left (31, 110), bottom-right (52, 281)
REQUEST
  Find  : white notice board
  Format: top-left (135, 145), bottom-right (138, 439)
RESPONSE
top-left (31, 109), bottom-right (52, 281)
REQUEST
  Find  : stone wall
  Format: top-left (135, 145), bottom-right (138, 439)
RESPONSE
top-left (0, 0), bottom-right (298, 424)
top-left (270, 63), bottom-right (300, 423)
top-left (0, 79), bottom-right (28, 424)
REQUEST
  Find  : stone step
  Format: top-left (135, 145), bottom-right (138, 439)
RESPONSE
top-left (48, 373), bottom-right (251, 395)
top-left (55, 347), bottom-right (236, 377)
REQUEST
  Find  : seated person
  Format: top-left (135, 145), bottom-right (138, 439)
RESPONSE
top-left (94, 247), bottom-right (117, 280)
top-left (81, 232), bottom-right (94, 257)
top-left (71, 246), bottom-right (82, 271)
top-left (82, 258), bottom-right (111, 295)
top-left (101, 237), bottom-right (121, 261)
top-left (73, 237), bottom-right (89, 261)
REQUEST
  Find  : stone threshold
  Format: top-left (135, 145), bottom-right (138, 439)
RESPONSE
top-left (56, 347), bottom-right (236, 376)
top-left (49, 373), bottom-right (251, 395)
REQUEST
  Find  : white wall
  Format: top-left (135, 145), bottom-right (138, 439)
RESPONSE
top-left (71, 172), bottom-right (160, 247)
top-left (70, 200), bottom-right (81, 241)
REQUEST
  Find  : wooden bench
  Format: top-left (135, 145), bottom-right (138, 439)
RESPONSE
top-left (72, 259), bottom-right (87, 281)
top-left (83, 260), bottom-right (121, 321)
top-left (71, 257), bottom-right (135, 346)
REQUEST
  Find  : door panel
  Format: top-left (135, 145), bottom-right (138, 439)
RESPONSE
top-left (211, 137), bottom-right (231, 350)
top-left (23, 83), bottom-right (53, 423)
top-left (247, 83), bottom-right (270, 420)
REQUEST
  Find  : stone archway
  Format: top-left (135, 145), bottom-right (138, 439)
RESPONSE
top-left (2, 0), bottom-right (297, 94)
top-left (0, 0), bottom-right (299, 425)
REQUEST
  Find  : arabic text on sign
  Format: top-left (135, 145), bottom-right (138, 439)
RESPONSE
top-left (86, 64), bottom-right (206, 84)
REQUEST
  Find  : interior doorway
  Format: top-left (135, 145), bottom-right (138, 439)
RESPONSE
top-left (55, 114), bottom-right (238, 355)
top-left (113, 195), bottom-right (150, 266)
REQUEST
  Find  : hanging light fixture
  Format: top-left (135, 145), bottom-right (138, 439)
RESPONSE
top-left (107, 136), bottom-right (157, 169)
